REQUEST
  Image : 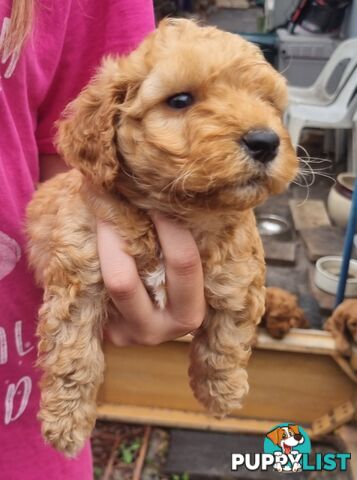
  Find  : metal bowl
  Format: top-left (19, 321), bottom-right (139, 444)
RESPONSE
top-left (256, 214), bottom-right (292, 241)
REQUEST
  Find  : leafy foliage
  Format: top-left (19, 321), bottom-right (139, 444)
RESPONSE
top-left (119, 437), bottom-right (142, 464)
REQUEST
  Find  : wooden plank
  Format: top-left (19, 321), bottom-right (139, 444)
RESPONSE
top-left (311, 402), bottom-right (355, 438)
top-left (333, 355), bottom-right (357, 383)
top-left (262, 238), bottom-right (296, 265)
top-left (178, 329), bottom-right (337, 355)
top-left (300, 225), bottom-right (345, 261)
top-left (98, 338), bottom-right (355, 426)
top-left (266, 265), bottom-right (300, 294)
top-left (289, 199), bottom-right (331, 231)
top-left (97, 403), bottom-right (292, 436)
top-left (256, 328), bottom-right (336, 355)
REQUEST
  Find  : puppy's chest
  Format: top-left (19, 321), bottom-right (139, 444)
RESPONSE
top-left (143, 258), bottom-right (167, 310)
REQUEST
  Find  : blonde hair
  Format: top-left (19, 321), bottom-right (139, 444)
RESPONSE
top-left (0, 0), bottom-right (35, 68)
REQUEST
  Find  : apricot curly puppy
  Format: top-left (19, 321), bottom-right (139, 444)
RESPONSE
top-left (262, 287), bottom-right (309, 339)
top-left (26, 19), bottom-right (298, 456)
top-left (325, 300), bottom-right (357, 356)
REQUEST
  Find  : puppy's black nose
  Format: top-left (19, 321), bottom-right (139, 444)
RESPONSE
top-left (294, 434), bottom-right (303, 441)
top-left (242, 129), bottom-right (280, 164)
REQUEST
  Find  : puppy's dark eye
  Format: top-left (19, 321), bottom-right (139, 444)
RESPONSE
top-left (167, 92), bottom-right (194, 109)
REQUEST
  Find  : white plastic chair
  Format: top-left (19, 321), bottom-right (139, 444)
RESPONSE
top-left (285, 65), bottom-right (357, 148)
top-left (287, 38), bottom-right (357, 107)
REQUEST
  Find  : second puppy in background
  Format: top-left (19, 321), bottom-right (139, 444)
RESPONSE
top-left (27, 19), bottom-right (298, 456)
top-left (262, 287), bottom-right (309, 339)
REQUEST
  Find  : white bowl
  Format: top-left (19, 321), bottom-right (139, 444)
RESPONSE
top-left (327, 172), bottom-right (355, 228)
top-left (314, 256), bottom-right (357, 297)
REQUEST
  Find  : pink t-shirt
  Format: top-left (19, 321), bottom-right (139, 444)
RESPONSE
top-left (0, 1), bottom-right (154, 478)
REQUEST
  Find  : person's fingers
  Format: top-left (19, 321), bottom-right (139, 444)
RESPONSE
top-left (97, 218), bottom-right (206, 347)
top-left (151, 212), bottom-right (206, 329)
top-left (96, 221), bottom-right (157, 333)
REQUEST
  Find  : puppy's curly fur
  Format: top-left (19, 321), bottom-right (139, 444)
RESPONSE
top-left (262, 287), bottom-right (309, 339)
top-left (324, 300), bottom-right (357, 356)
top-left (26, 19), bottom-right (298, 456)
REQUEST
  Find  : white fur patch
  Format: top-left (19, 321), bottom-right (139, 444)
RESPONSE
top-left (145, 262), bottom-right (167, 310)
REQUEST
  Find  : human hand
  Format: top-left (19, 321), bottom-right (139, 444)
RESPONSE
top-left (97, 213), bottom-right (206, 346)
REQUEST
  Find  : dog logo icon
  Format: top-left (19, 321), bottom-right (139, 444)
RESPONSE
top-left (264, 423), bottom-right (311, 472)
top-left (232, 422), bottom-right (350, 473)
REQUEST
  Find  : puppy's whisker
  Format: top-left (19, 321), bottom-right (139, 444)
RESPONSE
top-left (299, 156), bottom-right (333, 164)
top-left (306, 171), bottom-right (336, 182)
top-left (292, 144), bottom-right (337, 205)
top-left (298, 156), bottom-right (316, 183)
top-left (294, 170), bottom-right (315, 188)
top-left (291, 176), bottom-right (311, 205)
top-left (278, 61), bottom-right (292, 76)
top-left (291, 147), bottom-right (315, 203)
top-left (296, 144), bottom-right (309, 157)
top-left (298, 160), bottom-right (336, 181)
top-left (297, 146), bottom-right (332, 175)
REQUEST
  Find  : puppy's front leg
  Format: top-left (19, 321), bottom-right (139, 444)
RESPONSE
top-left (37, 283), bottom-right (106, 457)
top-left (189, 285), bottom-right (264, 415)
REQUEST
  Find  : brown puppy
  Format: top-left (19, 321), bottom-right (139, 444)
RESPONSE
top-left (262, 287), bottom-right (309, 339)
top-left (26, 19), bottom-right (298, 456)
top-left (325, 299), bottom-right (357, 356)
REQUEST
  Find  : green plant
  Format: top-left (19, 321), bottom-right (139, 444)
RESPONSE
top-left (119, 438), bottom-right (142, 464)
top-left (93, 466), bottom-right (102, 479)
top-left (171, 473), bottom-right (190, 480)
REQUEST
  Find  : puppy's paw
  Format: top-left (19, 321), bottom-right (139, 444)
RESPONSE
top-left (40, 403), bottom-right (95, 457)
top-left (189, 367), bottom-right (249, 415)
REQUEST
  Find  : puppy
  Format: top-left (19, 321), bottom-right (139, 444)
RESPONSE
top-left (324, 299), bottom-right (357, 356)
top-left (26, 19), bottom-right (298, 456)
top-left (262, 287), bottom-right (309, 339)
top-left (266, 424), bottom-right (304, 472)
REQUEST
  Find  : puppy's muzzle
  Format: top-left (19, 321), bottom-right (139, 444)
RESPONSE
top-left (242, 129), bottom-right (280, 164)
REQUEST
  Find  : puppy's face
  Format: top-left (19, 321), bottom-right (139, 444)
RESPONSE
top-left (267, 425), bottom-right (304, 454)
top-left (58, 19), bottom-right (298, 217)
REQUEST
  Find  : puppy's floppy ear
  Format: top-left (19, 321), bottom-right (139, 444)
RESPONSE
top-left (289, 425), bottom-right (300, 435)
top-left (56, 57), bottom-right (132, 190)
top-left (266, 428), bottom-right (280, 445)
